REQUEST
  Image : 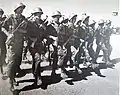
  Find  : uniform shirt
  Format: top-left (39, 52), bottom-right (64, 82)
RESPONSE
top-left (47, 21), bottom-right (61, 37)
top-left (26, 16), bottom-right (45, 38)
top-left (104, 26), bottom-right (113, 37)
top-left (95, 26), bottom-right (105, 38)
top-left (2, 14), bottom-right (26, 47)
top-left (75, 25), bottom-right (86, 40)
top-left (2, 14), bottom-right (25, 35)
top-left (58, 24), bottom-right (69, 46)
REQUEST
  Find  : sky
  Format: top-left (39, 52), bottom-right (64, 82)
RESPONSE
top-left (0, 0), bottom-right (119, 26)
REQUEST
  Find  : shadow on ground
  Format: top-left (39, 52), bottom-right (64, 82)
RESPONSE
top-left (12, 57), bottom-right (120, 95)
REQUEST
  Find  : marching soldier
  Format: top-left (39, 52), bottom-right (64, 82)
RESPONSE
top-left (25, 7), bottom-right (47, 86)
top-left (74, 19), bottom-right (85, 66)
top-left (66, 13), bottom-right (83, 74)
top-left (105, 20), bottom-right (113, 57)
top-left (61, 13), bottom-right (77, 69)
top-left (47, 11), bottom-right (61, 76)
top-left (88, 20), bottom-right (96, 64)
top-left (103, 20), bottom-right (113, 65)
top-left (2, 3), bottom-right (27, 91)
top-left (95, 19), bottom-right (111, 65)
top-left (81, 15), bottom-right (90, 66)
top-left (46, 11), bottom-right (70, 78)
top-left (95, 19), bottom-right (105, 62)
top-left (0, 8), bottom-right (7, 75)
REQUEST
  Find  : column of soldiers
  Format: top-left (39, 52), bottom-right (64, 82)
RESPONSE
top-left (0, 2), bottom-right (114, 91)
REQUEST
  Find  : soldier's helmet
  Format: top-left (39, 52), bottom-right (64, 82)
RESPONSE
top-left (82, 15), bottom-right (90, 24)
top-left (14, 2), bottom-right (26, 12)
top-left (76, 16), bottom-right (82, 25)
top-left (0, 8), bottom-right (4, 14)
top-left (32, 7), bottom-right (43, 14)
top-left (106, 20), bottom-right (111, 25)
top-left (89, 20), bottom-right (96, 27)
top-left (69, 13), bottom-right (77, 20)
top-left (52, 11), bottom-right (62, 18)
top-left (76, 20), bottom-right (82, 25)
top-left (98, 19), bottom-right (104, 25)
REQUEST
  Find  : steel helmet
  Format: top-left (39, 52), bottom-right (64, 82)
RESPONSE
top-left (69, 13), bottom-right (77, 20)
top-left (106, 20), bottom-right (111, 25)
top-left (52, 11), bottom-right (62, 18)
top-left (32, 7), bottom-right (43, 14)
top-left (89, 20), bottom-right (96, 26)
top-left (76, 20), bottom-right (82, 25)
top-left (82, 16), bottom-right (90, 24)
top-left (14, 3), bottom-right (26, 12)
top-left (76, 16), bottom-right (82, 25)
top-left (0, 8), bottom-right (4, 14)
top-left (98, 19), bottom-right (104, 25)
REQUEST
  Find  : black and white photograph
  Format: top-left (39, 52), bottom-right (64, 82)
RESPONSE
top-left (0, 0), bottom-right (119, 95)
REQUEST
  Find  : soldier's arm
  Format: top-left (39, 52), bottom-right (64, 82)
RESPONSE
top-left (1, 27), bottom-right (9, 36)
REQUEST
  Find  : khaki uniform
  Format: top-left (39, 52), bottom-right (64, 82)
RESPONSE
top-left (26, 16), bottom-right (46, 84)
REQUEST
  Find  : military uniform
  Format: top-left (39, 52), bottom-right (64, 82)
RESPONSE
top-left (2, 3), bottom-right (27, 91)
top-left (95, 20), bottom-right (109, 63)
top-left (46, 20), bottom-right (60, 75)
top-left (46, 11), bottom-right (70, 77)
top-left (25, 7), bottom-right (46, 85)
top-left (87, 20), bottom-right (96, 63)
top-left (74, 22), bottom-right (85, 65)
top-left (60, 14), bottom-right (78, 69)
top-left (95, 20), bottom-right (104, 61)
top-left (104, 20), bottom-right (113, 62)
top-left (80, 16), bottom-right (91, 66)
top-left (58, 19), bottom-right (74, 68)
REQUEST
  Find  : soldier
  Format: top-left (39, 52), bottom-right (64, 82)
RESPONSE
top-left (94, 19), bottom-right (110, 64)
top-left (66, 13), bottom-right (83, 74)
top-left (103, 20), bottom-right (113, 65)
top-left (74, 19), bottom-right (84, 64)
top-left (0, 8), bottom-right (7, 75)
top-left (25, 7), bottom-right (47, 86)
top-left (58, 17), bottom-right (69, 49)
top-left (81, 15), bottom-right (91, 66)
top-left (2, 3), bottom-right (27, 91)
top-left (88, 20), bottom-right (96, 64)
top-left (95, 20), bottom-right (104, 61)
top-left (60, 14), bottom-right (77, 69)
top-left (46, 11), bottom-right (61, 76)
top-left (46, 11), bottom-right (69, 78)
